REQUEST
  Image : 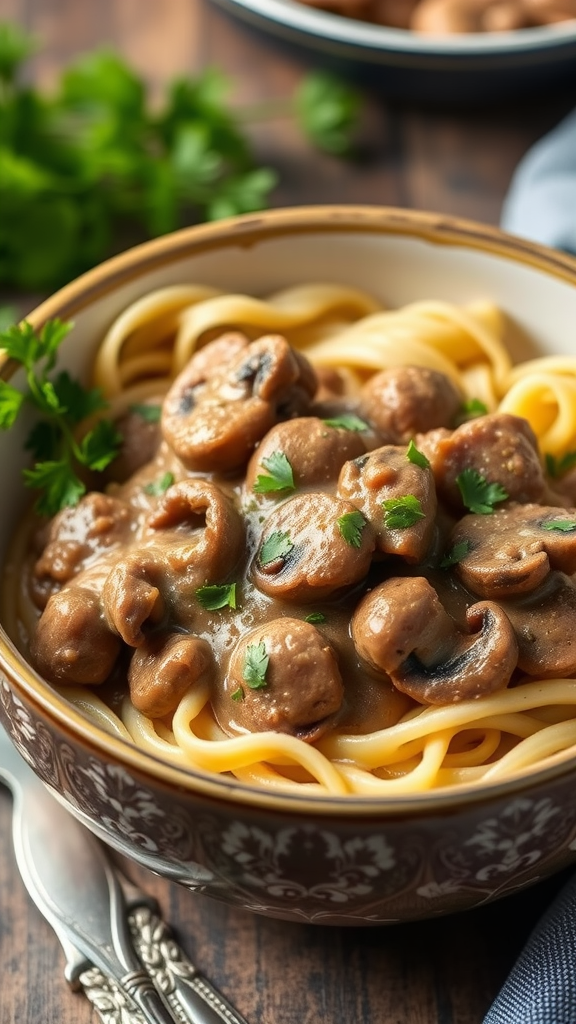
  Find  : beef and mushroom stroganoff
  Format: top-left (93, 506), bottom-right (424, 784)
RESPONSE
top-left (5, 282), bottom-right (576, 797)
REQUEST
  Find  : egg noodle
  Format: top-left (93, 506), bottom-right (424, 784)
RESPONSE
top-left (6, 282), bottom-right (576, 797)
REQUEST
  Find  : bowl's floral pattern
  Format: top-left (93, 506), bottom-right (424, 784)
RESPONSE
top-left (3, 676), bottom-right (576, 924)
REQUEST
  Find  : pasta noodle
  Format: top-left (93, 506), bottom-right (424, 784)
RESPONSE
top-left (7, 281), bottom-right (576, 799)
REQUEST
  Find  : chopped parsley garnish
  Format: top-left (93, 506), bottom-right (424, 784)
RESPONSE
top-left (337, 509), bottom-right (366, 547)
top-left (130, 403), bottom-right (162, 423)
top-left (456, 468), bottom-right (508, 515)
top-left (545, 451), bottom-right (576, 479)
top-left (406, 440), bottom-right (430, 469)
top-left (253, 451), bottom-right (295, 494)
top-left (382, 495), bottom-right (425, 530)
top-left (305, 612), bottom-right (326, 624)
top-left (144, 471), bottom-right (174, 496)
top-left (243, 641), bottom-right (269, 689)
top-left (542, 519), bottom-right (576, 533)
top-left (231, 686), bottom-right (245, 702)
top-left (440, 540), bottom-right (471, 568)
top-left (259, 530), bottom-right (294, 567)
top-left (196, 583), bottom-right (237, 610)
top-left (323, 413), bottom-right (369, 433)
top-left (457, 398), bottom-right (489, 423)
top-left (0, 318), bottom-right (121, 516)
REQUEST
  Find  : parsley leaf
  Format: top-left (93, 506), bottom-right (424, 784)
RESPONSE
top-left (440, 540), bottom-right (471, 568)
top-left (130, 403), bottom-right (162, 423)
top-left (231, 686), bottom-right (245, 702)
top-left (456, 468), bottom-right (508, 515)
top-left (383, 495), bottom-right (425, 529)
top-left (196, 583), bottom-right (237, 610)
top-left (304, 612), bottom-right (326, 624)
top-left (22, 460), bottom-right (86, 517)
top-left (323, 413), bottom-right (369, 433)
top-left (259, 530), bottom-right (294, 567)
top-left (0, 382), bottom-right (24, 428)
top-left (458, 398), bottom-right (488, 421)
top-left (542, 519), bottom-right (576, 533)
top-left (294, 72), bottom-right (360, 155)
top-left (243, 641), bottom-right (269, 689)
top-left (337, 509), bottom-right (366, 547)
top-left (546, 452), bottom-right (576, 479)
top-left (406, 440), bottom-right (430, 469)
top-left (144, 471), bottom-right (175, 496)
top-left (253, 451), bottom-right (295, 494)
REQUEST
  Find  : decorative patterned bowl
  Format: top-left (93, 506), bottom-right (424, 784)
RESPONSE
top-left (2, 207), bottom-right (576, 925)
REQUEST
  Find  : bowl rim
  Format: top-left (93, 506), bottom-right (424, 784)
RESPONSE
top-left (213, 0), bottom-right (576, 61)
top-left (4, 203), bottom-right (576, 818)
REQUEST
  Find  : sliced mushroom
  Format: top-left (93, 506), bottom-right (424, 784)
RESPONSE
top-left (337, 445), bottom-right (437, 563)
top-left (129, 633), bottom-right (215, 718)
top-left (351, 576), bottom-right (518, 704)
top-left (359, 365), bottom-right (462, 443)
top-left (252, 492), bottom-right (376, 602)
top-left (31, 580), bottom-right (122, 686)
top-left (161, 334), bottom-right (317, 472)
top-left (221, 618), bottom-right (344, 741)
top-left (499, 572), bottom-right (576, 678)
top-left (451, 504), bottom-right (576, 598)
top-left (419, 413), bottom-right (547, 511)
top-left (102, 552), bottom-right (166, 646)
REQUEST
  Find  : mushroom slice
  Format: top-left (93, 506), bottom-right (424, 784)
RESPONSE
top-left (452, 504), bottom-right (576, 599)
top-left (252, 492), bottom-right (376, 602)
top-left (220, 618), bottom-right (344, 742)
top-left (351, 576), bottom-right (518, 704)
top-left (499, 571), bottom-right (576, 678)
top-left (337, 445), bottom-right (437, 563)
top-left (161, 334), bottom-right (317, 472)
top-left (102, 552), bottom-right (166, 647)
top-left (129, 633), bottom-right (214, 718)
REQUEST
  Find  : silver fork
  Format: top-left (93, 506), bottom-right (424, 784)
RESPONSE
top-left (0, 725), bottom-right (249, 1024)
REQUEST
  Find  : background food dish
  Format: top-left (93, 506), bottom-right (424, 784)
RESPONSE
top-left (210, 0), bottom-right (576, 101)
top-left (3, 206), bottom-right (576, 925)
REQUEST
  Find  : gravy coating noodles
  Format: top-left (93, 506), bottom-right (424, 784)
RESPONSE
top-left (6, 282), bottom-right (576, 799)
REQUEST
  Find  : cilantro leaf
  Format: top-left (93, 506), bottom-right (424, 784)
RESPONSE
top-left (304, 612), bottom-right (326, 624)
top-left (130, 403), bottom-right (162, 423)
top-left (542, 519), bottom-right (576, 533)
top-left (23, 460), bottom-right (86, 516)
top-left (323, 413), bottom-right (369, 433)
top-left (337, 509), bottom-right (366, 548)
top-left (243, 641), bottom-right (269, 689)
top-left (546, 451), bottom-right (576, 479)
top-left (456, 468), bottom-right (508, 515)
top-left (259, 530), bottom-right (294, 567)
top-left (253, 451), bottom-right (295, 494)
top-left (440, 540), bottom-right (471, 568)
top-left (383, 495), bottom-right (425, 530)
top-left (406, 440), bottom-right (430, 469)
top-left (144, 471), bottom-right (175, 496)
top-left (196, 583), bottom-right (237, 610)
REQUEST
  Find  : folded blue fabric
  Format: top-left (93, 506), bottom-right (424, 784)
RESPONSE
top-left (500, 107), bottom-right (576, 256)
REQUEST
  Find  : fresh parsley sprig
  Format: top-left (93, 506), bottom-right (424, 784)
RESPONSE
top-left (243, 641), bottom-right (269, 689)
top-left (253, 451), bottom-right (295, 494)
top-left (456, 468), bottom-right (508, 515)
top-left (323, 413), bottom-right (369, 433)
top-left (545, 451), bottom-right (576, 479)
top-left (383, 495), bottom-right (425, 530)
top-left (406, 440), bottom-right (430, 469)
top-left (542, 519), bottom-right (576, 533)
top-left (440, 540), bottom-right (471, 568)
top-left (337, 509), bottom-right (366, 547)
top-left (144, 470), bottom-right (174, 496)
top-left (259, 530), bottom-right (294, 567)
top-left (196, 583), bottom-right (237, 610)
top-left (0, 319), bottom-right (121, 516)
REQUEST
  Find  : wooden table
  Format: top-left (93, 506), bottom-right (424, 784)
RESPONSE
top-left (1, 1), bottom-right (576, 1022)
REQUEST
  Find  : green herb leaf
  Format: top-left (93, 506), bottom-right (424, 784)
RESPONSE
top-left (196, 582), bottom-right (237, 610)
top-left (458, 398), bottom-right (488, 422)
top-left (337, 509), bottom-right (366, 548)
top-left (323, 413), bottom-right (369, 433)
top-left (259, 530), bottom-right (294, 567)
top-left (130, 403), bottom-right (162, 423)
top-left (304, 612), bottom-right (326, 624)
top-left (440, 540), bottom-right (471, 568)
top-left (406, 439), bottom-right (430, 469)
top-left (253, 451), bottom-right (295, 494)
top-left (243, 640), bottom-right (269, 689)
top-left (79, 419), bottom-right (122, 471)
top-left (23, 459), bottom-right (86, 516)
top-left (53, 371), bottom-right (107, 424)
top-left (456, 468), bottom-right (508, 515)
top-left (542, 519), bottom-right (576, 533)
top-left (383, 494), bottom-right (425, 530)
top-left (144, 470), bottom-right (175, 496)
top-left (231, 686), bottom-right (244, 702)
top-left (545, 451), bottom-right (576, 479)
top-left (294, 72), bottom-right (360, 155)
top-left (0, 381), bottom-right (25, 428)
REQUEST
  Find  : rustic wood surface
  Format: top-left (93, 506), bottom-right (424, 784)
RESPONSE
top-left (1, 1), bottom-right (576, 1022)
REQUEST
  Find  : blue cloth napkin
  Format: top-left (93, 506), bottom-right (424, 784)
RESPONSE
top-left (500, 107), bottom-right (576, 256)
top-left (483, 112), bottom-right (576, 1023)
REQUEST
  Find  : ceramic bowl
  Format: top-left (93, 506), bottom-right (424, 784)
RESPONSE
top-left (2, 207), bottom-right (576, 925)
top-left (210, 0), bottom-right (576, 102)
